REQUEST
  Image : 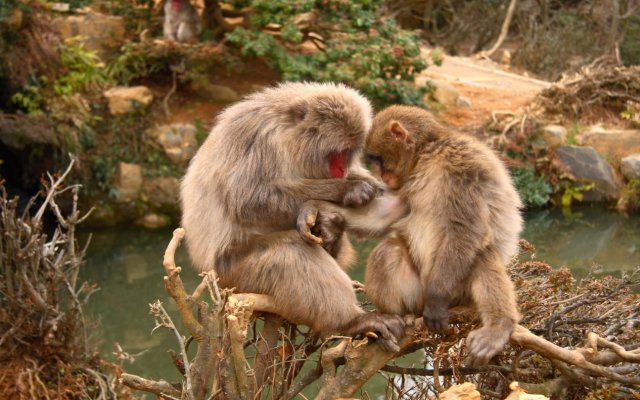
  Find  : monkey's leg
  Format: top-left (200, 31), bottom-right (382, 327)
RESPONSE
top-left (465, 248), bottom-right (520, 366)
top-left (163, 18), bottom-right (177, 41)
top-left (218, 232), bottom-right (404, 352)
top-left (177, 22), bottom-right (196, 42)
top-left (365, 237), bottom-right (423, 315)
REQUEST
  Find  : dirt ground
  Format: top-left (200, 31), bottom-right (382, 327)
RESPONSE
top-left (162, 50), bottom-right (551, 131)
top-left (417, 52), bottom-right (550, 129)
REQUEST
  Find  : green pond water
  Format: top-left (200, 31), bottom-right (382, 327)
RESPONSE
top-left (79, 206), bottom-right (640, 393)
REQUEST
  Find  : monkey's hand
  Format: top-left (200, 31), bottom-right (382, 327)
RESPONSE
top-left (465, 320), bottom-right (514, 367)
top-left (297, 201), bottom-right (347, 251)
top-left (342, 177), bottom-right (382, 207)
top-left (422, 297), bottom-right (450, 333)
top-left (297, 202), bottom-right (324, 244)
top-left (343, 313), bottom-right (405, 353)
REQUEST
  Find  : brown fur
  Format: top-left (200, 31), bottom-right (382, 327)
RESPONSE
top-left (363, 105), bottom-right (523, 366)
top-left (180, 82), bottom-right (403, 351)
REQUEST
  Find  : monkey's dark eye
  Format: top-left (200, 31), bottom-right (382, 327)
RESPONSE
top-left (365, 154), bottom-right (384, 168)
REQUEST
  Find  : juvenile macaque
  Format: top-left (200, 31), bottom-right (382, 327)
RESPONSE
top-left (363, 105), bottom-right (523, 366)
top-left (163, 0), bottom-right (201, 43)
top-left (180, 82), bottom-right (405, 351)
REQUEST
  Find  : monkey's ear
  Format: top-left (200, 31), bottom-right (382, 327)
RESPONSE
top-left (289, 100), bottom-right (308, 124)
top-left (389, 121), bottom-right (409, 142)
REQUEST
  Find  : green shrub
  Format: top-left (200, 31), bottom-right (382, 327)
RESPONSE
top-left (226, 0), bottom-right (428, 108)
top-left (11, 37), bottom-right (107, 113)
top-left (510, 166), bottom-right (552, 208)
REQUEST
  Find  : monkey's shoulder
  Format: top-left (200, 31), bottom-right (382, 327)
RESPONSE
top-left (418, 137), bottom-right (494, 174)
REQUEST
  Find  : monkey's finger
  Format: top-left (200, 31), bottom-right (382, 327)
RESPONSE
top-left (377, 338), bottom-right (400, 353)
top-left (373, 324), bottom-right (399, 352)
top-left (303, 231), bottom-right (323, 244)
top-left (382, 315), bottom-right (405, 339)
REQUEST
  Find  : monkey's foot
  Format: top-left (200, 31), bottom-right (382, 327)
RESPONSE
top-left (465, 321), bottom-right (514, 367)
top-left (422, 299), bottom-right (450, 333)
top-left (343, 313), bottom-right (405, 353)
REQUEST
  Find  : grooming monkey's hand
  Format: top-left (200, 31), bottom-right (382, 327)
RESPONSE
top-left (297, 202), bottom-right (346, 247)
top-left (342, 177), bottom-right (382, 207)
top-left (422, 297), bottom-right (450, 333)
top-left (344, 313), bottom-right (405, 353)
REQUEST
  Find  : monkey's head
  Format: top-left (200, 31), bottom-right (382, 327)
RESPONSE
top-left (366, 105), bottom-right (442, 189)
top-left (269, 82), bottom-right (373, 179)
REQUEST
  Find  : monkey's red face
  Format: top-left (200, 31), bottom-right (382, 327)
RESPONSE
top-left (328, 150), bottom-right (349, 178)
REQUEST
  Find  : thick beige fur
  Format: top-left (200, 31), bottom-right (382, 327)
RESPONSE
top-left (180, 82), bottom-right (403, 348)
top-left (364, 105), bottom-right (523, 365)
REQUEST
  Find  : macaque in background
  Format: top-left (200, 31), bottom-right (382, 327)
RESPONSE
top-left (180, 82), bottom-right (406, 351)
top-left (163, 0), bottom-right (201, 43)
top-left (363, 105), bottom-right (523, 366)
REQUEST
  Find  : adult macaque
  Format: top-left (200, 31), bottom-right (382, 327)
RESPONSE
top-left (363, 105), bottom-right (523, 366)
top-left (180, 83), bottom-right (405, 351)
top-left (163, 0), bottom-right (201, 43)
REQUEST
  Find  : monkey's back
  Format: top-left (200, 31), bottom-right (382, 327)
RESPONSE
top-left (396, 133), bottom-right (523, 273)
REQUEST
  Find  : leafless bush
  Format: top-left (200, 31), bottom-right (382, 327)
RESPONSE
top-left (0, 157), bottom-right (124, 399)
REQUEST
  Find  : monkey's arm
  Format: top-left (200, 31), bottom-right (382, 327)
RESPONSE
top-left (231, 177), bottom-right (381, 230)
top-left (297, 194), bottom-right (408, 244)
top-left (283, 177), bottom-right (382, 207)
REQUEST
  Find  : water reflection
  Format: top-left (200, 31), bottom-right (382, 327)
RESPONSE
top-left (79, 207), bottom-right (640, 388)
top-left (522, 206), bottom-right (640, 279)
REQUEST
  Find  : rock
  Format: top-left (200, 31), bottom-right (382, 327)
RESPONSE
top-left (428, 80), bottom-right (461, 108)
top-left (0, 113), bottom-right (58, 149)
top-left (501, 49), bottom-right (512, 65)
top-left (621, 154), bottom-right (640, 180)
top-left (189, 76), bottom-right (241, 103)
top-left (554, 145), bottom-right (620, 201)
top-left (147, 123), bottom-right (198, 166)
top-left (505, 382), bottom-right (549, 400)
top-left (53, 11), bottom-right (125, 60)
top-left (580, 128), bottom-right (640, 163)
top-left (142, 177), bottom-right (180, 211)
top-left (103, 86), bottom-right (154, 115)
top-left (114, 162), bottom-right (142, 202)
top-left (137, 213), bottom-right (171, 229)
top-left (456, 96), bottom-right (472, 108)
top-left (541, 125), bottom-right (567, 148)
top-left (440, 383), bottom-right (481, 400)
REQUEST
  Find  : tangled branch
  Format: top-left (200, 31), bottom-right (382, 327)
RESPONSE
top-left (121, 231), bottom-right (639, 399)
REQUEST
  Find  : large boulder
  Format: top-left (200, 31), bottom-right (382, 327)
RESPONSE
top-left (103, 86), bottom-right (154, 115)
top-left (147, 123), bottom-right (198, 166)
top-left (621, 154), bottom-right (640, 180)
top-left (114, 162), bottom-right (143, 202)
top-left (579, 128), bottom-right (640, 163)
top-left (141, 177), bottom-right (180, 211)
top-left (53, 11), bottom-right (125, 60)
top-left (554, 145), bottom-right (620, 202)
